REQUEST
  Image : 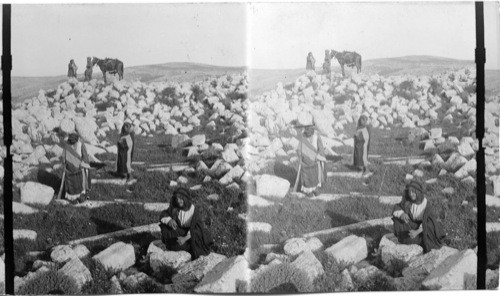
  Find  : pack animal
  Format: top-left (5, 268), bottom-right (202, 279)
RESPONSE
top-left (330, 50), bottom-right (362, 77)
top-left (92, 57), bottom-right (124, 83)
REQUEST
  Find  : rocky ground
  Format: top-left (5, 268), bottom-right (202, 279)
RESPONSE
top-left (245, 68), bottom-right (500, 292)
top-left (8, 74), bottom-right (250, 294)
top-left (2, 61), bottom-right (500, 293)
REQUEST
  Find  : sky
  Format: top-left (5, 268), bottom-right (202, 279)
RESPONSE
top-left (5, 1), bottom-right (500, 76)
top-left (11, 4), bottom-right (247, 76)
top-left (249, 2), bottom-right (488, 69)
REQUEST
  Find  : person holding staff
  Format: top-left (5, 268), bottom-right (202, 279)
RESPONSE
top-left (61, 133), bottom-right (91, 203)
top-left (295, 125), bottom-right (327, 197)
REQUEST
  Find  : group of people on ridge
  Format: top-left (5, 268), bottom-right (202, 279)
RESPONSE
top-left (67, 57), bottom-right (94, 81)
top-left (306, 51), bottom-right (334, 75)
top-left (295, 116), bottom-right (445, 253)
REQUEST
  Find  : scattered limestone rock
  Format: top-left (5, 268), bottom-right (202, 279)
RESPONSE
top-left (20, 181), bottom-right (54, 206)
top-left (58, 257), bottom-right (92, 291)
top-left (194, 255), bottom-right (248, 293)
top-left (422, 249), bottom-right (477, 290)
top-left (403, 246), bottom-right (459, 280)
top-left (379, 234), bottom-right (423, 266)
top-left (256, 174), bottom-right (290, 198)
top-left (283, 238), bottom-right (308, 257)
top-left (173, 253), bottom-right (228, 284)
top-left (93, 242), bottom-right (135, 271)
top-left (51, 245), bottom-right (77, 264)
top-left (149, 250), bottom-right (191, 273)
top-left (291, 250), bottom-right (324, 284)
top-left (324, 235), bottom-right (367, 265)
top-left (13, 229), bottom-right (37, 241)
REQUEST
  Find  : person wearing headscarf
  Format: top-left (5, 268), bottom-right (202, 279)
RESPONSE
top-left (84, 57), bottom-right (93, 82)
top-left (392, 181), bottom-right (446, 253)
top-left (68, 59), bottom-right (78, 79)
top-left (296, 125), bottom-right (327, 197)
top-left (322, 49), bottom-right (332, 75)
top-left (353, 115), bottom-right (371, 176)
top-left (159, 188), bottom-right (214, 259)
top-left (63, 133), bottom-right (91, 203)
top-left (116, 122), bottom-right (135, 184)
top-left (306, 52), bottom-right (316, 71)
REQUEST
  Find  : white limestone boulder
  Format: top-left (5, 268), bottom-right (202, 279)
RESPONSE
top-left (421, 249), bottom-right (477, 290)
top-left (194, 255), bottom-right (249, 293)
top-left (324, 235), bottom-right (367, 265)
top-left (58, 257), bottom-right (92, 291)
top-left (172, 253), bottom-right (228, 284)
top-left (93, 242), bottom-right (135, 271)
top-left (256, 174), bottom-right (290, 198)
top-left (20, 182), bottom-right (54, 206)
top-left (291, 250), bottom-right (324, 284)
top-left (403, 246), bottom-right (459, 279)
top-left (149, 250), bottom-right (191, 273)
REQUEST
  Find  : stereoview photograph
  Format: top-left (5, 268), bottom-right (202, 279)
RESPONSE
top-left (4, 1), bottom-right (500, 294)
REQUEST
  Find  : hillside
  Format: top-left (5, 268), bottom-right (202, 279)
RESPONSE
top-left (11, 63), bottom-right (246, 104)
top-left (249, 56), bottom-right (476, 95)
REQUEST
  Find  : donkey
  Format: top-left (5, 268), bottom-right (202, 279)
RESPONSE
top-left (330, 50), bottom-right (362, 77)
top-left (92, 57), bottom-right (124, 83)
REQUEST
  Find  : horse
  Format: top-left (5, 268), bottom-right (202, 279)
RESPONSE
top-left (330, 50), bottom-right (362, 77)
top-left (92, 57), bottom-right (124, 83)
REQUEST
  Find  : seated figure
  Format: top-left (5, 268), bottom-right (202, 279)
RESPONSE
top-left (392, 180), bottom-right (446, 253)
top-left (159, 188), bottom-right (214, 259)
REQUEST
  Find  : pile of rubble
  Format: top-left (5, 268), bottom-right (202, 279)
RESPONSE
top-left (15, 240), bottom-right (249, 294)
top-left (249, 233), bottom-right (498, 292)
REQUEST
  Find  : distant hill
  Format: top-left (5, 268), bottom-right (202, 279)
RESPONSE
top-left (12, 62), bottom-right (246, 104)
top-left (248, 56), bottom-right (476, 95)
top-left (11, 57), bottom-right (500, 104)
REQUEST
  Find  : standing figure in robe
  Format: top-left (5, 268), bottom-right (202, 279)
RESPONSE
top-left (353, 115), bottom-right (371, 176)
top-left (306, 52), bottom-right (316, 71)
top-left (67, 59), bottom-right (78, 79)
top-left (297, 125), bottom-right (327, 197)
top-left (63, 133), bottom-right (91, 203)
top-left (116, 122), bottom-right (135, 184)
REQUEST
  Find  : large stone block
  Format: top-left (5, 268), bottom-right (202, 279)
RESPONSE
top-left (20, 182), bottom-right (54, 206)
top-left (51, 245), bottom-right (77, 264)
top-left (403, 246), bottom-right (459, 279)
top-left (324, 235), bottom-right (367, 265)
top-left (256, 174), bottom-right (290, 198)
top-left (283, 238), bottom-right (308, 256)
top-left (194, 256), bottom-right (248, 293)
top-left (422, 249), bottom-right (477, 290)
top-left (93, 242), bottom-right (135, 271)
top-left (149, 250), bottom-right (191, 273)
top-left (173, 253), bottom-right (227, 284)
top-left (291, 250), bottom-right (324, 284)
top-left (58, 257), bottom-right (92, 291)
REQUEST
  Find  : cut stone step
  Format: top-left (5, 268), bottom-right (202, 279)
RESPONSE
top-left (302, 216), bottom-right (393, 239)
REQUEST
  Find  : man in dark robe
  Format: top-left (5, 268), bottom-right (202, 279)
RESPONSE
top-left (306, 52), bottom-right (316, 71)
top-left (84, 57), bottom-right (93, 81)
top-left (322, 49), bottom-right (331, 75)
top-left (159, 188), bottom-right (213, 259)
top-left (353, 115), bottom-right (371, 176)
top-left (392, 181), bottom-right (446, 253)
top-left (116, 122), bottom-right (135, 184)
top-left (67, 59), bottom-right (78, 78)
